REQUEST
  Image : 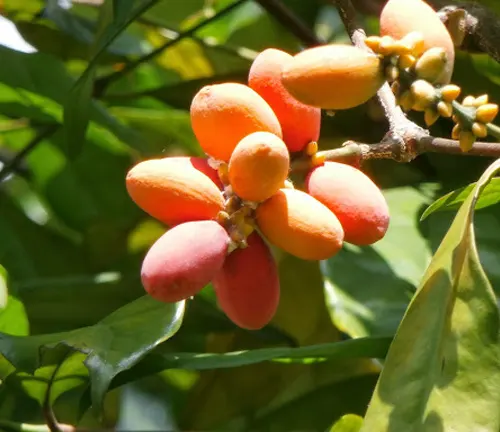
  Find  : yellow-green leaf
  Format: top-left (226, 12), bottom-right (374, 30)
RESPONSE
top-left (361, 160), bottom-right (500, 431)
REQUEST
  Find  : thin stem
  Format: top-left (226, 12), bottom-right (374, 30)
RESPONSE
top-left (136, 18), bottom-right (258, 61)
top-left (93, 0), bottom-right (249, 96)
top-left (254, 0), bottom-right (321, 47)
top-left (486, 122), bottom-right (500, 141)
top-left (0, 124), bottom-right (59, 183)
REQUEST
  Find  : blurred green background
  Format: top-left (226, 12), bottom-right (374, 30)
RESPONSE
top-left (0, 0), bottom-right (500, 429)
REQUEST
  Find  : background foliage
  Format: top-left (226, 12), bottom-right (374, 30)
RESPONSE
top-left (0, 0), bottom-right (500, 429)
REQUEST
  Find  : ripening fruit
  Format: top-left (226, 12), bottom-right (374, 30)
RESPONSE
top-left (380, 0), bottom-right (455, 84)
top-left (228, 131), bottom-right (290, 202)
top-left (126, 157), bottom-right (224, 226)
top-left (306, 162), bottom-right (390, 246)
top-left (256, 188), bottom-right (344, 260)
top-left (142, 220), bottom-right (229, 302)
top-left (190, 83), bottom-right (282, 162)
top-left (281, 44), bottom-right (384, 110)
top-left (248, 48), bottom-right (321, 152)
top-left (213, 232), bottom-right (280, 330)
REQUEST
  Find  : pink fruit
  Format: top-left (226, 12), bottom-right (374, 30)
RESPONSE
top-left (213, 233), bottom-right (280, 330)
top-left (306, 161), bottom-right (390, 246)
top-left (141, 220), bottom-right (229, 302)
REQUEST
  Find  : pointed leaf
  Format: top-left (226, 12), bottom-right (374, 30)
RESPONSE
top-left (421, 177), bottom-right (500, 220)
top-left (361, 160), bottom-right (500, 431)
top-left (0, 265), bottom-right (28, 337)
top-left (0, 296), bottom-right (184, 411)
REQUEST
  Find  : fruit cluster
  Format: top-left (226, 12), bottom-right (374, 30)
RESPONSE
top-left (126, 46), bottom-right (390, 330)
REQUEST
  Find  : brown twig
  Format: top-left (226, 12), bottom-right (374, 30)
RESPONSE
top-left (0, 124), bottom-right (59, 183)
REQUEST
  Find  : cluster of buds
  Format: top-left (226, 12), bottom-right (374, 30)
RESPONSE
top-left (366, 31), bottom-right (499, 152)
top-left (451, 96), bottom-right (499, 151)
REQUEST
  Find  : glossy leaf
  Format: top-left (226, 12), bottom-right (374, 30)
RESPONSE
top-left (0, 296), bottom-right (185, 411)
top-left (421, 178), bottom-right (500, 220)
top-left (118, 336), bottom-right (391, 381)
top-left (0, 265), bottom-right (28, 337)
top-left (0, 45), bottom-right (141, 151)
top-left (63, 0), bottom-right (159, 156)
top-left (362, 160), bottom-right (500, 431)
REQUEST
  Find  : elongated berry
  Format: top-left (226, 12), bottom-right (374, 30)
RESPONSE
top-left (306, 162), bottom-right (389, 246)
top-left (256, 188), bottom-right (344, 260)
top-left (141, 221), bottom-right (229, 302)
top-left (126, 157), bottom-right (224, 226)
top-left (228, 131), bottom-right (290, 202)
top-left (213, 232), bottom-right (280, 330)
top-left (190, 83), bottom-right (282, 162)
top-left (249, 48), bottom-right (321, 152)
top-left (281, 44), bottom-right (384, 110)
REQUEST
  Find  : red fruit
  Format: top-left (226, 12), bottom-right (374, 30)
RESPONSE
top-left (306, 162), bottom-right (390, 246)
top-left (141, 220), bottom-right (229, 302)
top-left (248, 48), bottom-right (321, 152)
top-left (213, 233), bottom-right (280, 330)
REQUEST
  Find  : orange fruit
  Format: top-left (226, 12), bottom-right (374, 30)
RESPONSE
top-left (190, 83), bottom-right (282, 162)
top-left (249, 48), bottom-right (321, 152)
top-left (126, 157), bottom-right (224, 226)
top-left (256, 188), bottom-right (344, 260)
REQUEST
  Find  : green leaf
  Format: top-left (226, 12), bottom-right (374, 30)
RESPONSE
top-left (0, 296), bottom-right (185, 411)
top-left (421, 178), bottom-right (500, 220)
top-left (0, 46), bottom-right (141, 152)
top-left (361, 160), bottom-right (500, 431)
top-left (63, 0), bottom-right (159, 156)
top-left (119, 336), bottom-right (391, 381)
top-left (0, 265), bottom-right (28, 337)
top-left (329, 414), bottom-right (363, 432)
top-left (322, 187), bottom-right (432, 338)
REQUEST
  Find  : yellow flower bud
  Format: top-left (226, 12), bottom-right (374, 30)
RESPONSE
top-left (437, 101), bottom-right (453, 118)
top-left (379, 35), bottom-right (397, 55)
top-left (415, 47), bottom-right (448, 83)
top-left (440, 84), bottom-right (461, 102)
top-left (472, 122), bottom-right (488, 138)
top-left (476, 103), bottom-right (499, 124)
top-left (306, 141), bottom-right (318, 156)
top-left (462, 95), bottom-right (476, 107)
top-left (400, 31), bottom-right (425, 57)
top-left (459, 131), bottom-right (476, 152)
top-left (311, 152), bottom-right (326, 166)
top-left (473, 94), bottom-right (489, 107)
top-left (398, 54), bottom-right (417, 69)
top-left (411, 79), bottom-right (437, 111)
